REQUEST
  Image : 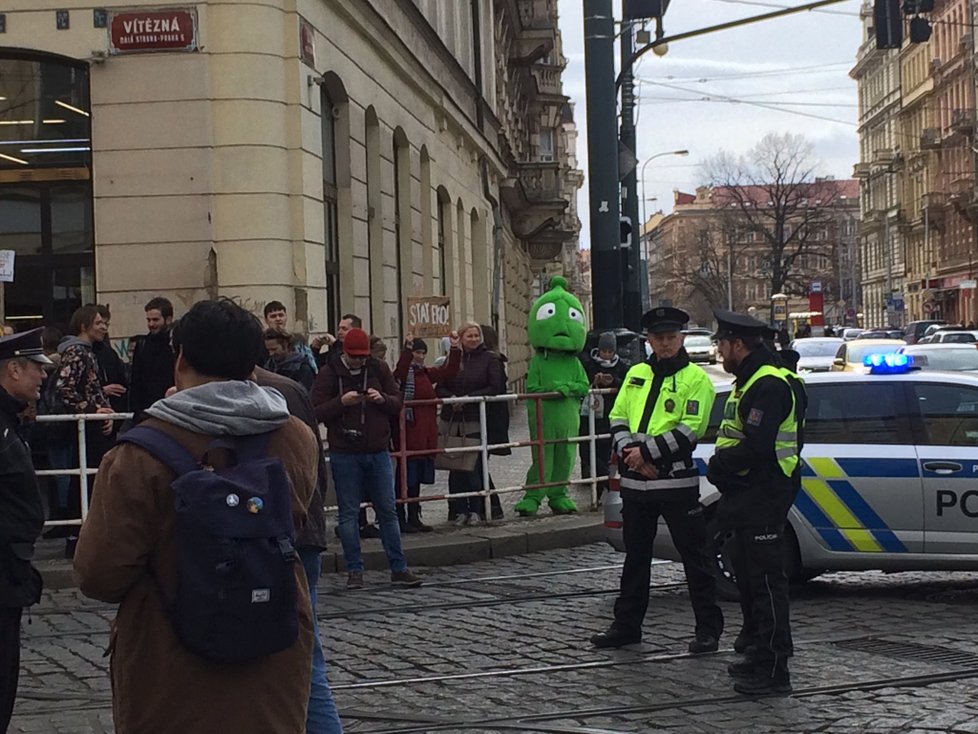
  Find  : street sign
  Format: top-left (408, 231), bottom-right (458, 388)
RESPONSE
top-left (0, 250), bottom-right (15, 282)
top-left (960, 279), bottom-right (977, 289)
top-left (811, 281), bottom-right (822, 293)
top-left (109, 8), bottom-right (197, 54)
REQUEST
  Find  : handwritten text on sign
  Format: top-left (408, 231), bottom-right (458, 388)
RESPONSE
top-left (407, 296), bottom-right (452, 338)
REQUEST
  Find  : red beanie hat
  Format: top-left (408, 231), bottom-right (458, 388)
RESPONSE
top-left (343, 328), bottom-right (370, 356)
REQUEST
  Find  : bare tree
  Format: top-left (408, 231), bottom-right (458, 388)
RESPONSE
top-left (664, 225), bottom-right (732, 325)
top-left (702, 132), bottom-right (840, 312)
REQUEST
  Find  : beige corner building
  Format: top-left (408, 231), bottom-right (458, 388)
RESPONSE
top-left (0, 0), bottom-right (581, 382)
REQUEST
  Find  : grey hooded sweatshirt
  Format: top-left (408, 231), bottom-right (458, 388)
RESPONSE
top-left (144, 381), bottom-right (290, 436)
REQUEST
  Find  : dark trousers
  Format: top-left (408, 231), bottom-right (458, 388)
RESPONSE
top-left (729, 525), bottom-right (791, 677)
top-left (448, 458), bottom-right (503, 520)
top-left (0, 607), bottom-right (22, 732)
top-left (578, 416), bottom-right (612, 499)
top-left (613, 495), bottom-right (723, 638)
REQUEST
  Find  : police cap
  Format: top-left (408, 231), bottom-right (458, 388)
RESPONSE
top-left (712, 309), bottom-right (768, 341)
top-left (0, 328), bottom-right (53, 365)
top-left (641, 306), bottom-right (689, 334)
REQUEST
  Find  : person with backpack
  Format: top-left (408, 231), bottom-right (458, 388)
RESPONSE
top-left (73, 299), bottom-right (319, 734)
top-left (311, 327), bottom-right (422, 590)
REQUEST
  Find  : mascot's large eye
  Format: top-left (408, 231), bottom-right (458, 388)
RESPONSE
top-left (568, 308), bottom-right (584, 324)
top-left (536, 303), bottom-right (557, 320)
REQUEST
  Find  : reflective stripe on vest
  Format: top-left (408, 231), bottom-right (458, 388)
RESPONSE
top-left (715, 364), bottom-right (799, 478)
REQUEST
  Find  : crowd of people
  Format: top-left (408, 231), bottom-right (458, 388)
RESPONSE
top-left (0, 293), bottom-right (806, 732)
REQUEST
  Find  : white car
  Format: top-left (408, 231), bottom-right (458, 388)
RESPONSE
top-left (684, 334), bottom-right (718, 364)
top-left (603, 367), bottom-right (978, 598)
top-left (898, 343), bottom-right (978, 372)
top-left (789, 337), bottom-right (844, 373)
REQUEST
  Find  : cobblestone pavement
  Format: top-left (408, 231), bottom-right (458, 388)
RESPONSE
top-left (12, 543), bottom-right (978, 733)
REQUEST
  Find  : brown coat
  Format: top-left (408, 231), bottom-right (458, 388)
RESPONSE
top-left (73, 416), bottom-right (318, 734)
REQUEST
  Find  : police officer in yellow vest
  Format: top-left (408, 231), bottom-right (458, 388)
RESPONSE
top-left (706, 310), bottom-right (800, 696)
top-left (591, 307), bottom-right (723, 653)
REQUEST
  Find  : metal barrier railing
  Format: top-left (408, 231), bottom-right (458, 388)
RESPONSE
top-left (392, 389), bottom-right (617, 520)
top-left (34, 388), bottom-right (617, 528)
top-left (35, 412), bottom-right (133, 528)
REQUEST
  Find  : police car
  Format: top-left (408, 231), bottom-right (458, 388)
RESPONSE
top-left (603, 357), bottom-right (978, 598)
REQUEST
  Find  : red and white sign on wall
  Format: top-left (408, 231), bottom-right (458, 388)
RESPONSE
top-left (109, 8), bottom-right (198, 54)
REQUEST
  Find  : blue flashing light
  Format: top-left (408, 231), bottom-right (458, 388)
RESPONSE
top-left (862, 352), bottom-right (914, 374)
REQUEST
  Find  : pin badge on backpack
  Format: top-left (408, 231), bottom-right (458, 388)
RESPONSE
top-left (226, 494), bottom-right (240, 507)
top-left (247, 497), bottom-right (264, 514)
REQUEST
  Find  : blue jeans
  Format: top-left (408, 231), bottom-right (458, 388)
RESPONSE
top-left (300, 547), bottom-right (344, 734)
top-left (330, 451), bottom-right (407, 573)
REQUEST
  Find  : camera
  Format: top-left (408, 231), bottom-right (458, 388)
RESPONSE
top-left (341, 428), bottom-right (364, 444)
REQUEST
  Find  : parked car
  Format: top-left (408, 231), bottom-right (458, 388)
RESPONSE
top-left (684, 334), bottom-right (718, 364)
top-left (831, 338), bottom-right (905, 372)
top-left (926, 330), bottom-right (978, 345)
top-left (898, 343), bottom-right (978, 372)
top-left (841, 328), bottom-right (866, 341)
top-left (789, 337), bottom-right (844, 373)
top-left (905, 320), bottom-right (948, 345)
top-left (604, 368), bottom-right (978, 599)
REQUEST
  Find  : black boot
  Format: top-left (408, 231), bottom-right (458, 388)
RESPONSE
top-left (407, 502), bottom-right (432, 532)
top-left (590, 625), bottom-right (641, 649)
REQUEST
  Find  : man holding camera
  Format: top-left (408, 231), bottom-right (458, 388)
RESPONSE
top-left (311, 327), bottom-right (422, 590)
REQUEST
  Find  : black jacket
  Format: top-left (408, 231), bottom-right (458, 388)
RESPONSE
top-left (707, 348), bottom-right (797, 529)
top-left (0, 387), bottom-right (44, 608)
top-left (254, 367), bottom-right (328, 552)
top-left (93, 339), bottom-right (129, 414)
top-left (130, 329), bottom-right (176, 418)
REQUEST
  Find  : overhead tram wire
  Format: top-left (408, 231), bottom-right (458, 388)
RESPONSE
top-left (706, 0), bottom-right (861, 16)
top-left (636, 61), bottom-right (853, 84)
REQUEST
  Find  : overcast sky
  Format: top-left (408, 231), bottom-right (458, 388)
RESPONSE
top-left (557, 0), bottom-right (864, 249)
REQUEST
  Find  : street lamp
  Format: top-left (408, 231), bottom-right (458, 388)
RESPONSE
top-left (639, 149), bottom-right (689, 308)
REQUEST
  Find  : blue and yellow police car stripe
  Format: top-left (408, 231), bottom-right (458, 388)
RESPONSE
top-left (796, 457), bottom-right (913, 553)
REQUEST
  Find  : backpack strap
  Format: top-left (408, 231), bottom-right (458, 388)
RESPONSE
top-left (118, 425), bottom-right (200, 476)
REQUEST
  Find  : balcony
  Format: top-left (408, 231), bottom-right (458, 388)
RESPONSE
top-left (853, 162), bottom-right (871, 178)
top-left (529, 63), bottom-right (564, 100)
top-left (920, 127), bottom-right (942, 149)
top-left (949, 177), bottom-right (978, 220)
top-left (951, 108), bottom-right (975, 136)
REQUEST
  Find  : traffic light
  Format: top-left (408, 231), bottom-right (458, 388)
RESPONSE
top-left (623, 0), bottom-right (670, 20)
top-left (874, 0), bottom-right (902, 49)
top-left (903, 0), bottom-right (934, 12)
top-left (909, 16), bottom-right (932, 42)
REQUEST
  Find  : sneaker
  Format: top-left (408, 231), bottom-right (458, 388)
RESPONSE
top-left (688, 633), bottom-right (720, 654)
top-left (467, 514), bottom-right (484, 527)
top-left (391, 570), bottom-right (423, 587)
top-left (346, 571), bottom-right (364, 590)
top-left (452, 513), bottom-right (470, 527)
top-left (733, 672), bottom-right (792, 695)
top-left (590, 626), bottom-right (642, 649)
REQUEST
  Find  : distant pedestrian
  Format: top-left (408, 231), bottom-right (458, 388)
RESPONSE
top-left (591, 307), bottom-right (722, 654)
top-left (92, 305), bottom-right (129, 417)
top-left (0, 329), bottom-right (52, 733)
top-left (369, 335), bottom-right (388, 365)
top-left (436, 323), bottom-right (505, 525)
top-left (311, 327), bottom-right (422, 590)
top-left (264, 329), bottom-right (315, 392)
top-left (129, 297), bottom-right (176, 421)
top-left (74, 298), bottom-right (319, 734)
top-left (393, 332), bottom-right (460, 532)
top-left (254, 366), bottom-right (343, 734)
top-left (312, 313), bottom-right (361, 369)
top-left (708, 309), bottom-right (802, 696)
top-left (578, 331), bottom-right (628, 499)
top-left (263, 300), bottom-right (318, 375)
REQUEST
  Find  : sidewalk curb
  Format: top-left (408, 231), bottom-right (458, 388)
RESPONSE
top-left (37, 512), bottom-right (607, 589)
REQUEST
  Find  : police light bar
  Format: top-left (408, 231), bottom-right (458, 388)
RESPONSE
top-left (863, 352), bottom-right (914, 374)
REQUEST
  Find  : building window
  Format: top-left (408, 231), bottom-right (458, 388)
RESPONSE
top-left (538, 128), bottom-right (555, 162)
top-left (0, 53), bottom-right (93, 330)
top-left (321, 87), bottom-right (340, 332)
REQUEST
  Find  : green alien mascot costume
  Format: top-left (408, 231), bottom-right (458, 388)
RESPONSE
top-left (516, 276), bottom-right (591, 516)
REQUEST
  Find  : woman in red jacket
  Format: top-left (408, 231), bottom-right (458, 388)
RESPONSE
top-left (393, 332), bottom-right (460, 531)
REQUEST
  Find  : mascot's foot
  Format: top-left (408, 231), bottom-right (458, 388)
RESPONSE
top-left (514, 498), bottom-right (541, 517)
top-left (548, 497), bottom-right (578, 515)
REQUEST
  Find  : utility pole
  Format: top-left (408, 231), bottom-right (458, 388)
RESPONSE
top-left (584, 0), bottom-right (622, 331)
top-left (619, 19), bottom-right (642, 331)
